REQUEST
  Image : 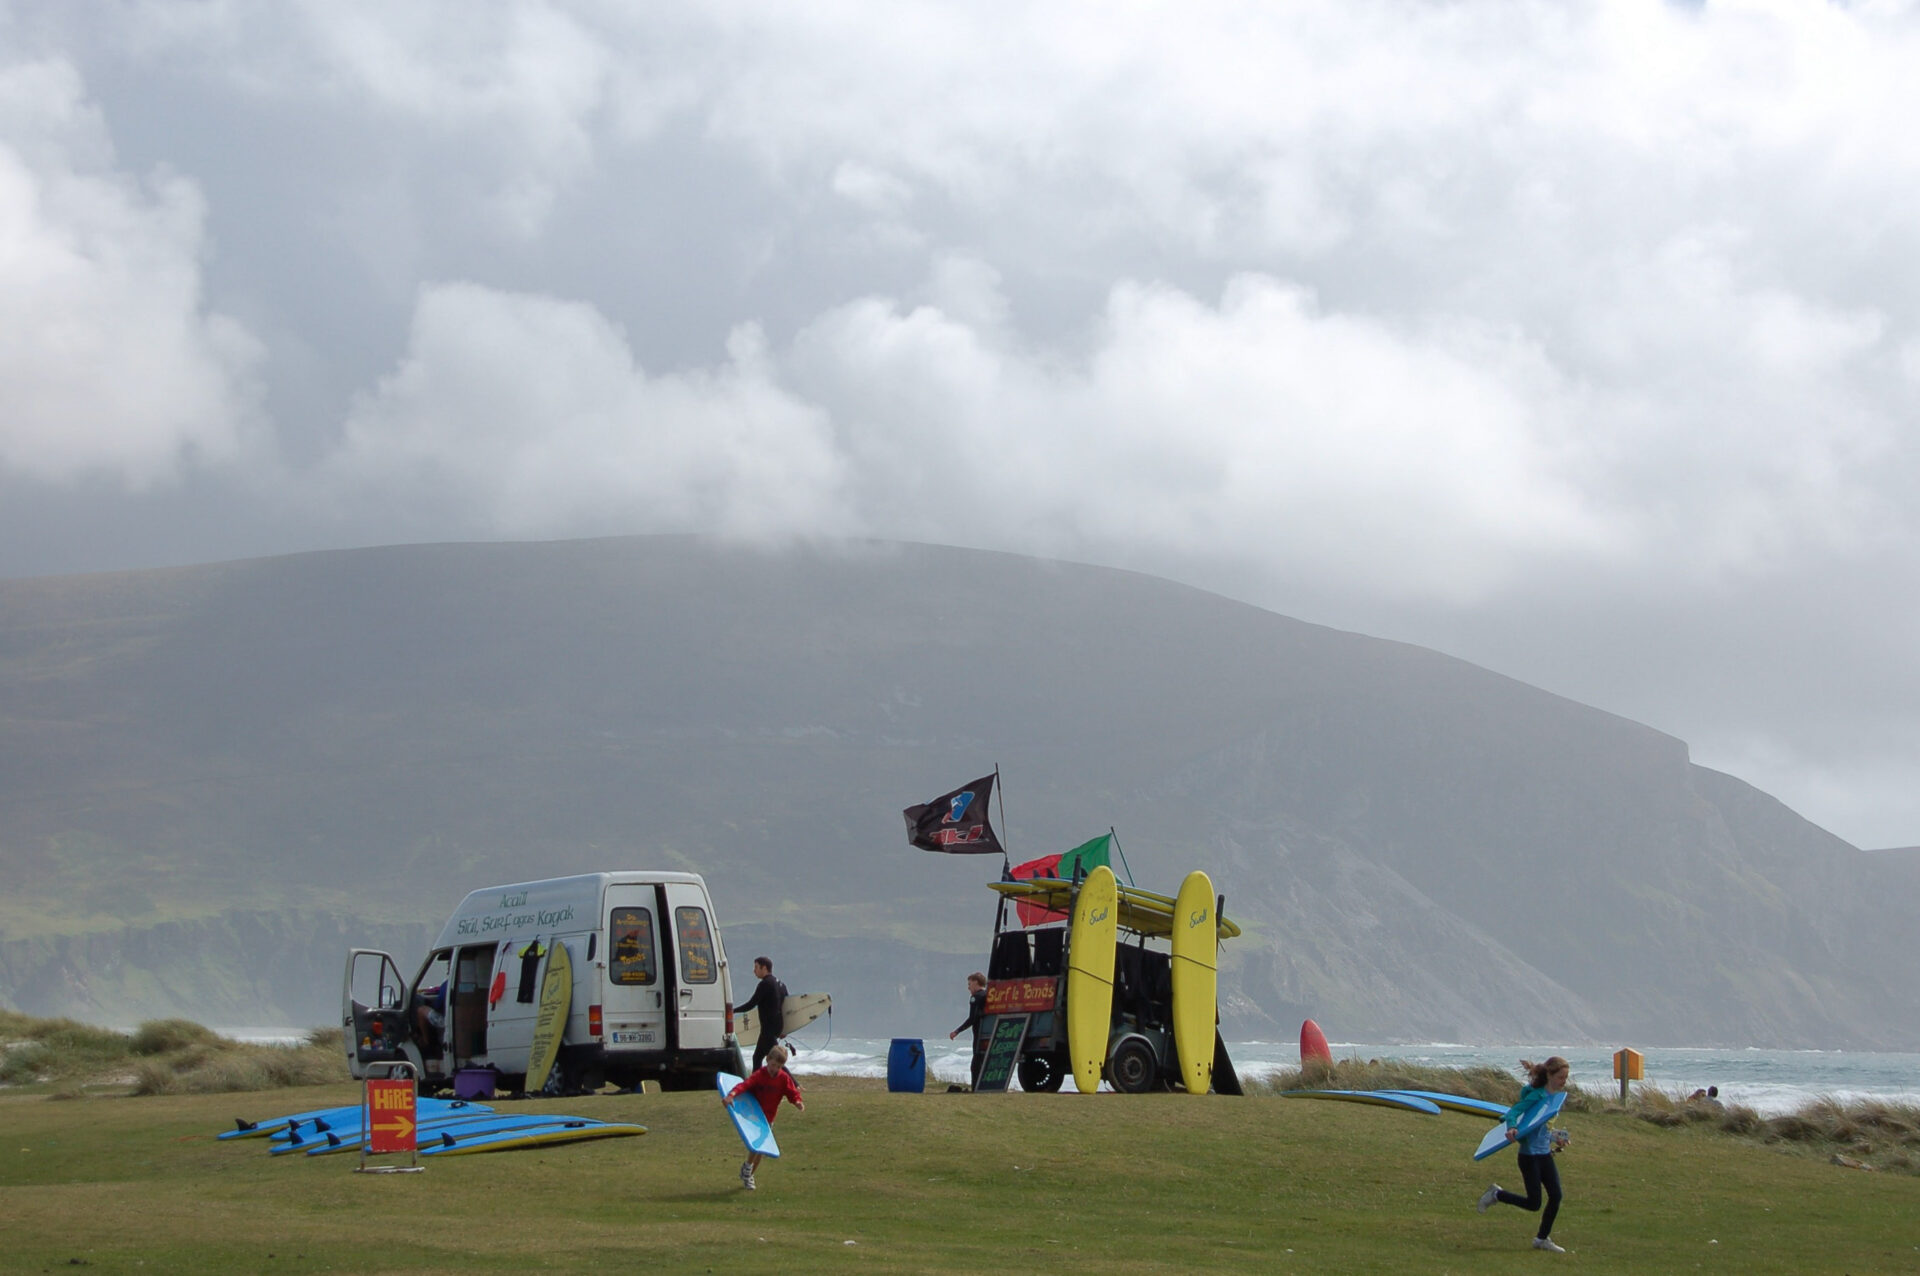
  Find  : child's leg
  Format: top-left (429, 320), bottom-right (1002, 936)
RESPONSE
top-left (747, 1152), bottom-right (765, 1171)
top-left (1496, 1154), bottom-right (1546, 1211)
top-left (1535, 1154), bottom-right (1563, 1238)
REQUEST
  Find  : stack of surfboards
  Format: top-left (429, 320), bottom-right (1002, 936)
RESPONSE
top-left (221, 1100), bottom-right (645, 1157)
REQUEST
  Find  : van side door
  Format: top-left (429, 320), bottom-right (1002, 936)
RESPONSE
top-left (662, 882), bottom-right (725, 1052)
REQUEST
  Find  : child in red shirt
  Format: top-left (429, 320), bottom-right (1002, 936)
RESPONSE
top-left (723, 1043), bottom-right (803, 1190)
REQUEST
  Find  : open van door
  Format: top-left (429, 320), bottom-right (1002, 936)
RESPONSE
top-left (342, 949), bottom-right (415, 1079)
top-left (663, 881), bottom-right (727, 1053)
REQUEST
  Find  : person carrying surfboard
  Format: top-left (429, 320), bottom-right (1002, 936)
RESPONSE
top-left (1475, 1056), bottom-right (1572, 1253)
top-left (723, 1043), bottom-right (803, 1191)
top-left (736, 957), bottom-right (787, 1072)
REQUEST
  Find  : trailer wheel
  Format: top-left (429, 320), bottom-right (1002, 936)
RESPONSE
top-left (1016, 1053), bottom-right (1066, 1093)
top-left (1108, 1037), bottom-right (1158, 1094)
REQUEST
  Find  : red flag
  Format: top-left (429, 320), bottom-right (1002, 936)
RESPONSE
top-left (1010, 853), bottom-right (1066, 926)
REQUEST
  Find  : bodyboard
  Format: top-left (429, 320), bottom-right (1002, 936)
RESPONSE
top-left (525, 940), bottom-right (573, 1093)
top-left (1473, 1090), bottom-right (1567, 1160)
top-left (1211, 1032), bottom-right (1244, 1097)
top-left (1168, 870), bottom-right (1217, 1095)
top-left (1065, 865), bottom-right (1119, 1095)
top-left (736, 991), bottom-right (832, 1043)
top-left (717, 1071), bottom-right (781, 1158)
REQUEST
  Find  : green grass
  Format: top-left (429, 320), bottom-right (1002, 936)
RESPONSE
top-left (3, 1074), bottom-right (1918, 1273)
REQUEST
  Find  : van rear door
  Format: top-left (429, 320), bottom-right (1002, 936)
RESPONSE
top-left (342, 949), bottom-right (413, 1079)
top-left (602, 887), bottom-right (668, 1053)
top-left (662, 881), bottom-right (726, 1051)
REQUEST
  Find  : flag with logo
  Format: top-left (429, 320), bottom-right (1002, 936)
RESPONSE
top-left (903, 774), bottom-right (1003, 855)
top-left (1009, 834), bottom-right (1112, 925)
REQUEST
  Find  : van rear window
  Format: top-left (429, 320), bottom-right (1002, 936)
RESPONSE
top-left (675, 907), bottom-right (718, 984)
top-left (609, 908), bottom-right (657, 986)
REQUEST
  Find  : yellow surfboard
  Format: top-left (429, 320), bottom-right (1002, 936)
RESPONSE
top-left (1066, 865), bottom-right (1119, 1095)
top-left (1169, 870), bottom-right (1217, 1095)
top-left (525, 941), bottom-right (572, 1094)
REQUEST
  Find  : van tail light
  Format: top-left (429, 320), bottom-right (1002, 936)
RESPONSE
top-left (725, 1002), bottom-right (735, 1035)
top-left (588, 1004), bottom-right (603, 1039)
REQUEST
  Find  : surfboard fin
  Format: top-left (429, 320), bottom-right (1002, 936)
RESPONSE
top-left (233, 1118), bottom-right (256, 1133)
top-left (326, 1133), bottom-right (342, 1148)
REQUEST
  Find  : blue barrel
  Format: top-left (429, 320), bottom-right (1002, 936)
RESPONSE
top-left (887, 1038), bottom-right (926, 1093)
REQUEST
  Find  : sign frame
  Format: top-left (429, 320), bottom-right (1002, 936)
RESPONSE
top-left (972, 1014), bottom-right (1031, 1094)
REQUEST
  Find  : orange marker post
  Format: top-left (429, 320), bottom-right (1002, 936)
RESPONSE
top-left (1613, 1047), bottom-right (1643, 1103)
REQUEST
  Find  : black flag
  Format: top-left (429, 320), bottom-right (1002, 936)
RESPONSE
top-left (903, 774), bottom-right (1003, 855)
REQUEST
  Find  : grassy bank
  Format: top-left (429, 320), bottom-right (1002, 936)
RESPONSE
top-left (4, 1072), bottom-right (1919, 1273)
top-left (0, 1011), bottom-right (347, 1096)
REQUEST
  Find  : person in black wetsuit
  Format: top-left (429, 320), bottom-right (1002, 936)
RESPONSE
top-left (736, 956), bottom-right (785, 1072)
top-left (948, 971), bottom-right (988, 1087)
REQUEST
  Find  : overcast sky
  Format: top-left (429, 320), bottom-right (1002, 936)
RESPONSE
top-left (3, 1), bottom-right (1917, 849)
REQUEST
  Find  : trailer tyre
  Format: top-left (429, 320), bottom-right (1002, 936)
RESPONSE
top-left (1108, 1037), bottom-right (1158, 1094)
top-left (1016, 1052), bottom-right (1066, 1093)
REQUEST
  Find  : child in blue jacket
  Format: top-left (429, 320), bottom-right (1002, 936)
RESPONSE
top-left (1475, 1056), bottom-right (1571, 1253)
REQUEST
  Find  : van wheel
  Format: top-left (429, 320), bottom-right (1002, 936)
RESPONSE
top-left (1016, 1053), bottom-right (1066, 1093)
top-left (1108, 1038), bottom-right (1158, 1094)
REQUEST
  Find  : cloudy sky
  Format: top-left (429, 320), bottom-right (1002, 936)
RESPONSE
top-left (4, 1), bottom-right (1917, 849)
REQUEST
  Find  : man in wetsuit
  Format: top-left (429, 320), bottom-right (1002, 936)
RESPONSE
top-left (736, 956), bottom-right (785, 1072)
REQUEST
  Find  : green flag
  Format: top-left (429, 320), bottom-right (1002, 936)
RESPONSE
top-left (1056, 834), bottom-right (1111, 880)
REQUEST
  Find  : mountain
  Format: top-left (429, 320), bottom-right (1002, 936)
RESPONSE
top-left (4, 535), bottom-right (1917, 1048)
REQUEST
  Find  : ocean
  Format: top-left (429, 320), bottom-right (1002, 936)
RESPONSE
top-left (774, 1035), bottom-right (1920, 1117)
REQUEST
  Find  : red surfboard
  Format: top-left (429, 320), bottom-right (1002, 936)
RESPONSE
top-left (1300, 1018), bottom-right (1332, 1065)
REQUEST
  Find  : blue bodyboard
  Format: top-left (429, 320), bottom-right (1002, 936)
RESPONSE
top-left (1383, 1090), bottom-right (1511, 1119)
top-left (1473, 1090), bottom-right (1567, 1160)
top-left (718, 1071), bottom-right (781, 1158)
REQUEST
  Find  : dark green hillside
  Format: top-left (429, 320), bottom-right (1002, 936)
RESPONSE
top-left (3, 535), bottom-right (1916, 1046)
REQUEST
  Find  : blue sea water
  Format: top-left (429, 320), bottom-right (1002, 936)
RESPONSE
top-left (777, 1034), bottom-right (1920, 1117)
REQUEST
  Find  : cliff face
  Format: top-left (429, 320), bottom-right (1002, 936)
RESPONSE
top-left (3, 535), bottom-right (1914, 1046)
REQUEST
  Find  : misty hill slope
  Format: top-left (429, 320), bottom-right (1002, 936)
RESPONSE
top-left (3, 535), bottom-right (1916, 1047)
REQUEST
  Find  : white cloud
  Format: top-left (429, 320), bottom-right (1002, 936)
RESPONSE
top-left (0, 57), bottom-right (261, 486)
top-left (330, 282), bottom-right (851, 539)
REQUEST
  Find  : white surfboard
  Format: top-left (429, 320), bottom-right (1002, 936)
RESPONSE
top-left (1473, 1090), bottom-right (1566, 1160)
top-left (737, 991), bottom-right (831, 1043)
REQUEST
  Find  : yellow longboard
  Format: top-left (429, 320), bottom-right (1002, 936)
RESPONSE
top-left (1169, 870), bottom-right (1217, 1095)
top-left (525, 941), bottom-right (572, 1093)
top-left (1066, 865), bottom-right (1119, 1095)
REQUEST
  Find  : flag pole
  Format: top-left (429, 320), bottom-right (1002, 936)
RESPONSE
top-left (994, 763), bottom-right (1010, 873)
top-left (1109, 826), bottom-right (1135, 885)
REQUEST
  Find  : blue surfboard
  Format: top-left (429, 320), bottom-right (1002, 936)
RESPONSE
top-left (417, 1119), bottom-right (645, 1156)
top-left (240, 1097), bottom-right (487, 1142)
top-left (1382, 1090), bottom-right (1510, 1119)
top-left (1473, 1090), bottom-right (1567, 1160)
top-left (1281, 1089), bottom-right (1442, 1114)
top-left (717, 1071), bottom-right (780, 1158)
top-left (303, 1111), bottom-right (580, 1156)
top-left (265, 1099), bottom-right (490, 1151)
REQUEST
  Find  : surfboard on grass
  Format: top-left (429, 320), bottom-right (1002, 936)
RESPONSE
top-left (227, 1098), bottom-right (485, 1141)
top-left (717, 1071), bottom-right (780, 1158)
top-left (1383, 1090), bottom-right (1510, 1119)
top-left (1169, 870), bottom-right (1218, 1095)
top-left (1473, 1090), bottom-right (1567, 1160)
top-left (736, 991), bottom-right (832, 1043)
top-left (525, 941), bottom-right (573, 1093)
top-left (304, 1111), bottom-right (587, 1156)
top-left (418, 1120), bottom-right (645, 1156)
top-left (1282, 1090), bottom-right (1442, 1114)
top-left (1066, 865), bottom-right (1119, 1095)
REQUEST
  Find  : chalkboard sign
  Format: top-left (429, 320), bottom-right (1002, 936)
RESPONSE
top-left (973, 1014), bottom-right (1030, 1093)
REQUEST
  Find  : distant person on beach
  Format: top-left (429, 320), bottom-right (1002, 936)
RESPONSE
top-left (1476, 1056), bottom-right (1572, 1254)
top-left (724, 1043), bottom-right (803, 1191)
top-left (949, 972), bottom-right (988, 1087)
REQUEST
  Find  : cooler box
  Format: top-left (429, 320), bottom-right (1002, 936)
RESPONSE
top-left (887, 1038), bottom-right (926, 1093)
top-left (454, 1068), bottom-right (496, 1100)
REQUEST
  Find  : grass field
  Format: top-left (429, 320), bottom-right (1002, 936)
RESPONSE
top-left (4, 1073), bottom-right (1918, 1274)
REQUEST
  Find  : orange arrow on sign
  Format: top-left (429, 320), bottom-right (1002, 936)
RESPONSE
top-left (373, 1114), bottom-right (414, 1140)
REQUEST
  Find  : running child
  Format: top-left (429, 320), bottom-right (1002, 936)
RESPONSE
top-left (723, 1043), bottom-right (804, 1191)
top-left (1475, 1056), bottom-right (1572, 1253)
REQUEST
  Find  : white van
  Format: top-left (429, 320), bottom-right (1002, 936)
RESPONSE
top-left (342, 871), bottom-right (745, 1093)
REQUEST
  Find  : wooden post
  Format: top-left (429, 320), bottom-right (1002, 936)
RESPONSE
top-left (1612, 1047), bottom-right (1643, 1102)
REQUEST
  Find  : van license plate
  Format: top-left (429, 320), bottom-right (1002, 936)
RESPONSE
top-left (611, 1030), bottom-right (657, 1046)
